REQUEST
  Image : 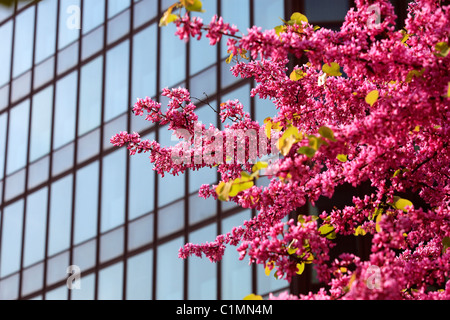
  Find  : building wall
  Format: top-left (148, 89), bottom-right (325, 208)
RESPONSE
top-left (0, 0), bottom-right (355, 300)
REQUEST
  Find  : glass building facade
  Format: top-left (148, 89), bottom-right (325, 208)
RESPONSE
top-left (0, 0), bottom-right (410, 300)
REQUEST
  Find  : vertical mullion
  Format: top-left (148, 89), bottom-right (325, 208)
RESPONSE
top-left (18, 1), bottom-right (38, 300)
top-left (94, 0), bottom-right (108, 301)
top-left (122, 1), bottom-right (134, 301)
top-left (152, 0), bottom-right (162, 301)
top-left (0, 1), bottom-right (16, 288)
top-left (42, 0), bottom-right (61, 300)
top-left (68, 0), bottom-right (83, 301)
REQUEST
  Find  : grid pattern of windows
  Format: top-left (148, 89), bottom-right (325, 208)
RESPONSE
top-left (0, 0), bottom-right (404, 300)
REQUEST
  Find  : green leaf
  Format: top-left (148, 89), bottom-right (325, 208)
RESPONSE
top-left (322, 62), bottom-right (342, 77)
top-left (319, 224), bottom-right (336, 239)
top-left (365, 90), bottom-right (379, 107)
top-left (215, 181), bottom-right (232, 201)
top-left (318, 126), bottom-right (336, 141)
top-left (354, 226), bottom-right (367, 236)
top-left (392, 196), bottom-right (413, 212)
top-left (434, 42), bottom-right (449, 57)
top-left (405, 68), bottom-right (425, 83)
top-left (297, 146), bottom-right (316, 158)
top-left (337, 154), bottom-right (348, 162)
top-left (274, 25), bottom-right (285, 36)
top-left (225, 53), bottom-right (234, 64)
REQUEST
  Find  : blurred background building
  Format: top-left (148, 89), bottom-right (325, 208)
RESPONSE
top-left (0, 0), bottom-right (409, 300)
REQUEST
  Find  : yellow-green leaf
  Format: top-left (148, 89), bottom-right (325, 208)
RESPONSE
top-left (318, 126), bottom-right (336, 141)
top-left (159, 3), bottom-right (179, 26)
top-left (434, 42), bottom-right (449, 57)
top-left (276, 125), bottom-right (303, 156)
top-left (405, 68), bottom-right (425, 83)
top-left (297, 146), bottom-right (316, 158)
top-left (375, 212), bottom-right (383, 232)
top-left (319, 224), bottom-right (336, 239)
top-left (229, 172), bottom-right (254, 197)
top-left (216, 181), bottom-right (232, 201)
top-left (296, 263), bottom-right (305, 275)
top-left (182, 0), bottom-right (204, 12)
top-left (290, 12), bottom-right (308, 25)
top-left (243, 293), bottom-right (263, 300)
top-left (225, 53), bottom-right (234, 64)
top-left (290, 69), bottom-right (305, 81)
top-left (365, 90), bottom-right (379, 107)
top-left (447, 82), bottom-right (450, 99)
top-left (392, 196), bottom-right (413, 212)
top-left (322, 62), bottom-right (342, 77)
top-left (252, 161), bottom-right (268, 173)
top-left (337, 154), bottom-right (348, 162)
top-left (354, 225), bottom-right (367, 236)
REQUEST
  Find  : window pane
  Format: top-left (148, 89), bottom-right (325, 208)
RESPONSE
top-left (189, 0), bottom-right (217, 75)
top-left (73, 239), bottom-right (96, 271)
top-left (108, 0), bottom-right (130, 18)
top-left (24, 187), bottom-right (48, 267)
top-left (54, 71), bottom-right (78, 150)
top-left (160, 23), bottom-right (186, 89)
top-left (58, 0), bottom-right (80, 50)
top-left (28, 156), bottom-right (50, 189)
top-left (129, 133), bottom-right (155, 220)
top-left (253, 0), bottom-right (284, 31)
top-left (11, 70), bottom-right (31, 103)
top-left (83, 0), bottom-right (105, 34)
top-left (98, 262), bottom-right (123, 300)
top-left (188, 225), bottom-right (217, 299)
top-left (189, 193), bottom-right (216, 225)
top-left (71, 273), bottom-right (95, 300)
top-left (158, 200), bottom-right (184, 238)
top-left (46, 250), bottom-right (69, 285)
top-left (0, 112), bottom-right (7, 180)
top-left (126, 250), bottom-right (152, 300)
top-left (22, 262), bottom-right (44, 297)
top-left (133, 0), bottom-right (157, 29)
top-left (107, 9), bottom-right (130, 44)
top-left (74, 161), bottom-right (99, 244)
top-left (104, 41), bottom-right (129, 122)
top-left (128, 213), bottom-right (153, 251)
top-left (13, 7), bottom-right (35, 78)
top-left (0, 273), bottom-right (19, 300)
top-left (35, 0), bottom-right (57, 64)
top-left (30, 86), bottom-right (53, 162)
top-left (77, 128), bottom-right (100, 163)
top-left (221, 210), bottom-right (252, 299)
top-left (157, 237), bottom-right (184, 300)
top-left (101, 149), bottom-right (126, 232)
top-left (6, 99), bottom-right (29, 175)
top-left (48, 175), bottom-right (73, 256)
top-left (220, 0), bottom-right (249, 57)
top-left (0, 21), bottom-right (12, 86)
top-left (0, 200), bottom-right (24, 277)
top-left (4, 168), bottom-right (26, 201)
top-left (100, 226), bottom-right (124, 263)
top-left (46, 285), bottom-right (68, 300)
top-left (132, 24), bottom-right (156, 103)
top-left (52, 142), bottom-right (74, 176)
top-left (304, 0), bottom-right (349, 22)
top-left (79, 56), bottom-right (103, 136)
